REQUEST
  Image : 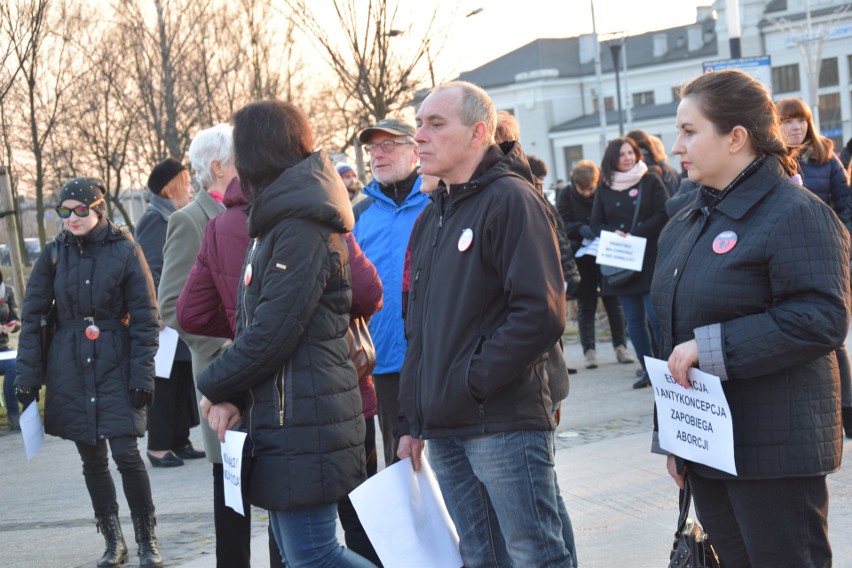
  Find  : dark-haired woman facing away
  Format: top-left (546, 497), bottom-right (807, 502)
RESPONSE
top-left (653, 69), bottom-right (849, 567)
top-left (195, 100), bottom-right (375, 568)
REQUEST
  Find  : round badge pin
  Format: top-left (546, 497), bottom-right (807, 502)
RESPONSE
top-left (85, 324), bottom-right (100, 341)
top-left (629, 188), bottom-right (639, 198)
top-left (243, 264), bottom-right (253, 286)
top-left (458, 228), bottom-right (474, 252)
top-left (712, 231), bottom-right (738, 254)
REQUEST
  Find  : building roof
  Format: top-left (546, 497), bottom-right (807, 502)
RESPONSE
top-left (459, 19), bottom-right (718, 89)
top-left (550, 100), bottom-right (681, 133)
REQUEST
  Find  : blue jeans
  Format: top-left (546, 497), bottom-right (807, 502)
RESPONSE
top-left (619, 293), bottom-right (660, 366)
top-left (0, 357), bottom-right (18, 418)
top-left (429, 431), bottom-right (572, 567)
top-left (268, 504), bottom-right (376, 568)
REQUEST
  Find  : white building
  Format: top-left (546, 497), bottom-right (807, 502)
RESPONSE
top-left (458, 0), bottom-right (852, 185)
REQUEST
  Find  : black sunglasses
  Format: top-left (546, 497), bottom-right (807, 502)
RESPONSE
top-left (56, 198), bottom-right (104, 219)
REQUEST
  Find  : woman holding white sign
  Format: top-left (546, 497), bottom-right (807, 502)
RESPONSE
top-left (653, 69), bottom-right (850, 567)
top-left (590, 136), bottom-right (669, 389)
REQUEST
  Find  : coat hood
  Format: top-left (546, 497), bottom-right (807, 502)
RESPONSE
top-left (247, 151), bottom-right (355, 238)
top-left (223, 176), bottom-right (247, 209)
top-left (435, 140), bottom-right (536, 202)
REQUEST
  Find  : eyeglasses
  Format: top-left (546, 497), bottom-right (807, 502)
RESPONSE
top-left (364, 139), bottom-right (414, 155)
top-left (56, 198), bottom-right (104, 219)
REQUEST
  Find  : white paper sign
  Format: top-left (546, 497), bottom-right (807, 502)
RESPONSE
top-left (596, 230), bottom-right (647, 271)
top-left (20, 402), bottom-right (45, 460)
top-left (221, 431), bottom-right (248, 515)
top-left (645, 356), bottom-right (737, 476)
top-left (154, 327), bottom-right (179, 379)
top-left (0, 349), bottom-right (16, 361)
top-left (575, 238), bottom-right (599, 258)
top-left (350, 456), bottom-right (463, 568)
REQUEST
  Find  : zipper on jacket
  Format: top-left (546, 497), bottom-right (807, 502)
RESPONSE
top-left (274, 366), bottom-right (286, 426)
top-left (248, 389), bottom-right (256, 457)
top-left (242, 239), bottom-right (258, 329)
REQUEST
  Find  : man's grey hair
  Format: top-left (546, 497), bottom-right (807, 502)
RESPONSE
top-left (432, 81), bottom-right (497, 145)
top-left (188, 123), bottom-right (234, 189)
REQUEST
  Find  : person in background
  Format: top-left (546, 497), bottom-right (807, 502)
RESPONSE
top-left (0, 271), bottom-right (21, 430)
top-left (196, 100), bottom-right (373, 568)
top-left (135, 158), bottom-right (203, 468)
top-left (627, 129), bottom-right (680, 197)
top-left (399, 81), bottom-right (572, 567)
top-left (557, 160), bottom-right (634, 370)
top-left (655, 68), bottom-right (849, 567)
top-left (840, 136), bottom-right (852, 170)
top-left (337, 163), bottom-right (365, 204)
top-left (15, 177), bottom-right (163, 566)
top-left (777, 97), bottom-right (852, 439)
top-left (352, 117), bottom-right (429, 469)
top-left (591, 136), bottom-right (669, 389)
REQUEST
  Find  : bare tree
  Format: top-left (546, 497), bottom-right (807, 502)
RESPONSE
top-left (0, 0), bottom-right (47, 104)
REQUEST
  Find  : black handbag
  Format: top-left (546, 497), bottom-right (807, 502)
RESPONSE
top-left (600, 182), bottom-right (643, 287)
top-left (669, 479), bottom-right (720, 568)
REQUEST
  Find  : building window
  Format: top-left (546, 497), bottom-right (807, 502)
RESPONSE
top-left (593, 96), bottom-right (615, 112)
top-left (632, 91), bottom-right (656, 107)
top-left (818, 92), bottom-right (842, 148)
top-left (771, 64), bottom-right (800, 93)
top-left (563, 145), bottom-right (584, 174)
top-left (819, 57), bottom-right (838, 87)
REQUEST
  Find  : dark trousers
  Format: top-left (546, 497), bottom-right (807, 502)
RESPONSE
top-left (338, 417), bottom-right (382, 566)
top-left (575, 257), bottom-right (627, 353)
top-left (689, 471), bottom-right (831, 567)
top-left (373, 373), bottom-right (401, 467)
top-left (75, 436), bottom-right (154, 517)
top-left (147, 360), bottom-right (198, 451)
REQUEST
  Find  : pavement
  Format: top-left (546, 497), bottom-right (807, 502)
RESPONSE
top-left (2, 331), bottom-right (852, 567)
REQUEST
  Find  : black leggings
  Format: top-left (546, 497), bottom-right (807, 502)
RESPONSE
top-left (75, 436), bottom-right (154, 517)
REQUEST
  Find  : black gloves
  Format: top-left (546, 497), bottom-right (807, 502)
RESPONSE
top-left (15, 385), bottom-right (40, 408)
top-left (579, 225), bottom-right (595, 240)
top-left (130, 388), bottom-right (154, 409)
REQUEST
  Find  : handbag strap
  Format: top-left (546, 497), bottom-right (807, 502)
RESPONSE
top-left (628, 180), bottom-right (643, 232)
top-left (676, 477), bottom-right (693, 535)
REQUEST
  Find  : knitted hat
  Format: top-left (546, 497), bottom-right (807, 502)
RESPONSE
top-left (358, 118), bottom-right (416, 143)
top-left (337, 164), bottom-right (355, 177)
top-left (147, 158), bottom-right (186, 195)
top-left (58, 177), bottom-right (107, 215)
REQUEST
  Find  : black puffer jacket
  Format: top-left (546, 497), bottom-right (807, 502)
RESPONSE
top-left (651, 157), bottom-right (850, 478)
top-left (399, 142), bottom-right (566, 440)
top-left (15, 219), bottom-right (159, 444)
top-left (197, 151), bottom-right (365, 511)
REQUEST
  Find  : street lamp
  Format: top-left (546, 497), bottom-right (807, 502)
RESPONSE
top-left (608, 39), bottom-right (625, 137)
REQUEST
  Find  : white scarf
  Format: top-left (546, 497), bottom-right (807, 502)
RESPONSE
top-left (611, 161), bottom-right (648, 191)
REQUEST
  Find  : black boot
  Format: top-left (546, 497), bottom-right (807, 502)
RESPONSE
top-left (843, 407), bottom-right (852, 439)
top-left (95, 513), bottom-right (127, 567)
top-left (132, 513), bottom-right (163, 566)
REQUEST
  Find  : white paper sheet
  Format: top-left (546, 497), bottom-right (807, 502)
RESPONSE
top-left (645, 356), bottom-right (737, 476)
top-left (154, 327), bottom-right (179, 379)
top-left (221, 431), bottom-right (248, 515)
top-left (350, 456), bottom-right (463, 568)
top-left (575, 237), bottom-right (599, 258)
top-left (596, 230), bottom-right (647, 271)
top-left (20, 402), bottom-right (45, 460)
top-left (0, 349), bottom-right (16, 360)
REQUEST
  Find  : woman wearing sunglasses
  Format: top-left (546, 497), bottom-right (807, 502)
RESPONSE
top-left (14, 178), bottom-right (164, 566)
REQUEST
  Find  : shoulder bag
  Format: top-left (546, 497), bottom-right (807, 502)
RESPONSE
top-left (668, 478), bottom-right (721, 568)
top-left (600, 182), bottom-right (643, 287)
top-left (347, 315), bottom-right (376, 381)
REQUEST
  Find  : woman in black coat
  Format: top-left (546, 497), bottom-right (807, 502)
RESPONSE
top-left (14, 178), bottom-right (163, 566)
top-left (591, 136), bottom-right (669, 388)
top-left (196, 101), bottom-right (374, 568)
top-left (655, 69), bottom-right (849, 566)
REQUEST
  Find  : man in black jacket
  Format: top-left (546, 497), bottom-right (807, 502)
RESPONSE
top-left (397, 81), bottom-right (573, 568)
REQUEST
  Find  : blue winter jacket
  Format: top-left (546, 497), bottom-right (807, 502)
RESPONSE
top-left (798, 154), bottom-right (851, 222)
top-left (353, 178), bottom-right (429, 375)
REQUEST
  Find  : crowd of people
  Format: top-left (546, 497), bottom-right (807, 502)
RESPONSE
top-left (2, 68), bottom-right (852, 567)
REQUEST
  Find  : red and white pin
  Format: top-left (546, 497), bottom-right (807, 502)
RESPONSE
top-left (85, 318), bottom-right (100, 340)
top-left (628, 188), bottom-right (639, 198)
top-left (243, 263), bottom-right (253, 286)
top-left (712, 231), bottom-right (738, 254)
top-left (458, 228), bottom-right (474, 252)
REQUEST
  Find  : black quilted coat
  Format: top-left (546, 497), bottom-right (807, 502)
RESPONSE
top-left (651, 157), bottom-right (850, 478)
top-left (196, 151), bottom-right (365, 511)
top-left (15, 219), bottom-right (159, 444)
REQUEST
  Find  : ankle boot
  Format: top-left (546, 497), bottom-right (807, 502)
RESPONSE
top-left (132, 513), bottom-right (163, 566)
top-left (95, 513), bottom-right (127, 567)
top-left (843, 407), bottom-right (852, 439)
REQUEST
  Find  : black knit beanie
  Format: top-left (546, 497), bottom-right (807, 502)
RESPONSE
top-left (58, 177), bottom-right (107, 215)
top-left (147, 158), bottom-right (186, 195)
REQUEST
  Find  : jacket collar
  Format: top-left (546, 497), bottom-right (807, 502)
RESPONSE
top-left (364, 175), bottom-right (428, 209)
top-left (192, 187), bottom-right (225, 218)
top-left (146, 194), bottom-right (176, 222)
top-left (434, 141), bottom-right (535, 205)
